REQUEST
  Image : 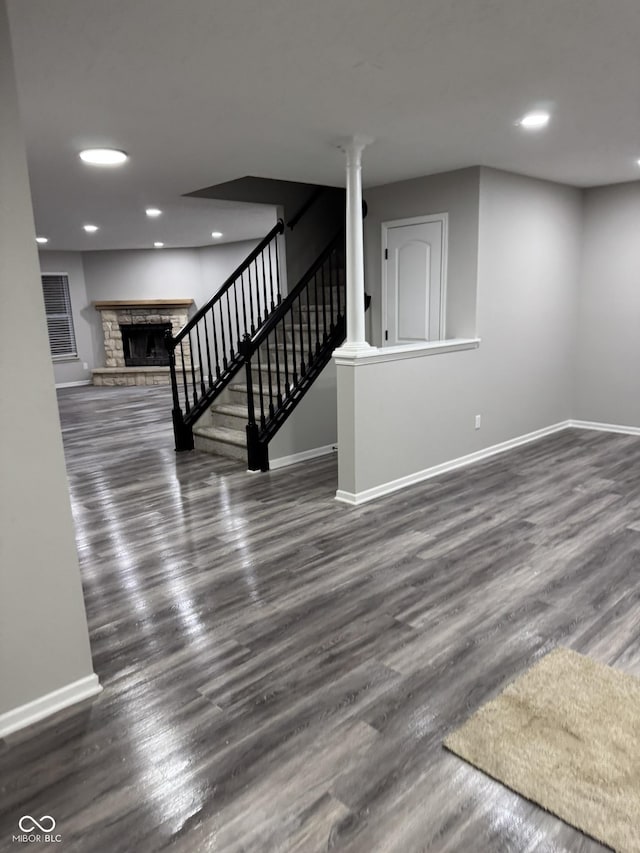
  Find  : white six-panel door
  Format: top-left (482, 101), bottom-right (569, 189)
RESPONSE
top-left (382, 214), bottom-right (447, 346)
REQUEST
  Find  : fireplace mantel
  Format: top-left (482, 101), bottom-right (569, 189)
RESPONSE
top-left (94, 299), bottom-right (194, 310)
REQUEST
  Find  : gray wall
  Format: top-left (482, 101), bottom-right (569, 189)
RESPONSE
top-left (574, 182), bottom-right (640, 426)
top-left (364, 167), bottom-right (481, 345)
top-left (283, 188), bottom-right (345, 288)
top-left (39, 251), bottom-right (92, 384)
top-left (0, 0), bottom-right (96, 718)
top-left (338, 167), bottom-right (583, 494)
top-left (269, 360), bottom-right (338, 462)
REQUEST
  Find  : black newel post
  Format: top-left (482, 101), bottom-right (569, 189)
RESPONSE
top-left (240, 333), bottom-right (268, 471)
top-left (165, 328), bottom-right (194, 451)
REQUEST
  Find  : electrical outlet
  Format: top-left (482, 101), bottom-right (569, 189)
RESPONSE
top-left (475, 414), bottom-right (481, 430)
top-left (82, 362), bottom-right (88, 371)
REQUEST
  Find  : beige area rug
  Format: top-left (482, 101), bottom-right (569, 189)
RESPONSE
top-left (444, 648), bottom-right (640, 853)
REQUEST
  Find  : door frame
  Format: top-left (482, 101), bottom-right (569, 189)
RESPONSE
top-left (381, 212), bottom-right (449, 346)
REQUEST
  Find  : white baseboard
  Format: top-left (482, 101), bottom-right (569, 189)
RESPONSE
top-left (269, 443), bottom-right (337, 470)
top-left (569, 419), bottom-right (640, 436)
top-left (0, 673), bottom-right (102, 738)
top-left (55, 379), bottom-right (91, 389)
top-left (336, 421), bottom-right (571, 506)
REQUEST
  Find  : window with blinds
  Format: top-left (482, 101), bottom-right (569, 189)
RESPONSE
top-left (41, 274), bottom-right (77, 358)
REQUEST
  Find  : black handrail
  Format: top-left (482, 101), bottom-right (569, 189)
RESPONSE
top-left (165, 218), bottom-right (285, 450)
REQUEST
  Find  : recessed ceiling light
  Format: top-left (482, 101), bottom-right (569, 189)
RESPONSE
top-left (35, 236), bottom-right (49, 244)
top-left (146, 208), bottom-right (162, 217)
top-left (517, 111), bottom-right (551, 130)
top-left (83, 224), bottom-right (99, 233)
top-left (79, 148), bottom-right (128, 165)
top-left (154, 242), bottom-right (164, 248)
top-left (211, 231), bottom-right (223, 239)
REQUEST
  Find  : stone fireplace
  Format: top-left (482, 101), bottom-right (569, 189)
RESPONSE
top-left (92, 299), bottom-right (194, 386)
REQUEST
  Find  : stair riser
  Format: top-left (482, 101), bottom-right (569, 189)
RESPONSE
top-left (210, 410), bottom-right (247, 432)
top-left (194, 432), bottom-right (246, 461)
top-left (244, 359), bottom-right (320, 386)
top-left (257, 356), bottom-right (307, 375)
top-left (227, 385), bottom-right (292, 407)
top-left (278, 327), bottom-right (332, 346)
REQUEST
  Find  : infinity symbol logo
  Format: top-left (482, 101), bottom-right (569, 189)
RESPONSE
top-left (18, 815), bottom-right (56, 833)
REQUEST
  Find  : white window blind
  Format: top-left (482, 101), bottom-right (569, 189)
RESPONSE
top-left (42, 274), bottom-right (77, 358)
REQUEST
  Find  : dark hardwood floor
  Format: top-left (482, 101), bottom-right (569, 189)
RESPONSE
top-left (2, 384), bottom-right (639, 852)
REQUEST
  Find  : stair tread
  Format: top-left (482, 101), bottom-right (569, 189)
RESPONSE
top-left (193, 425), bottom-right (246, 446)
top-left (211, 403), bottom-right (247, 417)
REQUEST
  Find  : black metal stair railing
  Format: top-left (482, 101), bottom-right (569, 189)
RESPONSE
top-left (165, 219), bottom-right (284, 450)
top-left (239, 229), bottom-right (346, 471)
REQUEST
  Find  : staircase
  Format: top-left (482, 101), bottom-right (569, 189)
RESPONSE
top-left (165, 222), bottom-right (347, 471)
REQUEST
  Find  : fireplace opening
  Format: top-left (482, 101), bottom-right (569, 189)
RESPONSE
top-left (120, 323), bottom-right (171, 367)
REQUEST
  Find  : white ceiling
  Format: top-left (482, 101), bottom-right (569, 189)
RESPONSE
top-left (8, 0), bottom-right (640, 251)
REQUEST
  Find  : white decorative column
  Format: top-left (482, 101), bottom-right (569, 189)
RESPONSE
top-left (333, 136), bottom-right (375, 504)
top-left (339, 135), bottom-right (373, 354)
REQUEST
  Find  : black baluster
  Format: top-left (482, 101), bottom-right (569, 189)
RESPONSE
top-left (328, 252), bottom-right (335, 331)
top-left (336, 249), bottom-right (342, 320)
top-left (233, 281), bottom-right (241, 347)
top-left (281, 316), bottom-right (289, 393)
top-left (225, 290), bottom-right (233, 358)
top-left (265, 337), bottom-right (274, 419)
top-left (298, 292), bottom-right (305, 376)
top-left (314, 272), bottom-right (320, 354)
top-left (274, 235), bottom-right (282, 304)
top-left (240, 271), bottom-right (248, 336)
top-left (188, 331), bottom-right (198, 404)
top-left (321, 259), bottom-right (328, 343)
top-left (212, 303), bottom-right (221, 377)
top-left (219, 300), bottom-right (228, 369)
top-left (256, 345), bottom-right (265, 429)
top-left (268, 242), bottom-right (275, 311)
top-left (273, 324), bottom-right (282, 406)
top-left (203, 311), bottom-right (214, 389)
top-left (260, 247), bottom-right (268, 322)
top-left (195, 325), bottom-right (206, 396)
top-left (290, 306), bottom-right (297, 383)
top-left (306, 278), bottom-right (312, 365)
top-left (179, 341), bottom-right (190, 414)
top-left (249, 262), bottom-right (256, 333)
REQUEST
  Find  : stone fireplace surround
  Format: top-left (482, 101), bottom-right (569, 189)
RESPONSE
top-left (92, 299), bottom-right (194, 386)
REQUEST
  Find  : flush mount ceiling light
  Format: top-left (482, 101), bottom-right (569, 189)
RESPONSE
top-left (83, 224), bottom-right (99, 233)
top-left (517, 111), bottom-right (551, 130)
top-left (79, 148), bottom-right (128, 165)
top-left (211, 231), bottom-right (223, 239)
top-left (146, 208), bottom-right (162, 217)
top-left (35, 236), bottom-right (48, 244)
top-left (154, 242), bottom-right (164, 248)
